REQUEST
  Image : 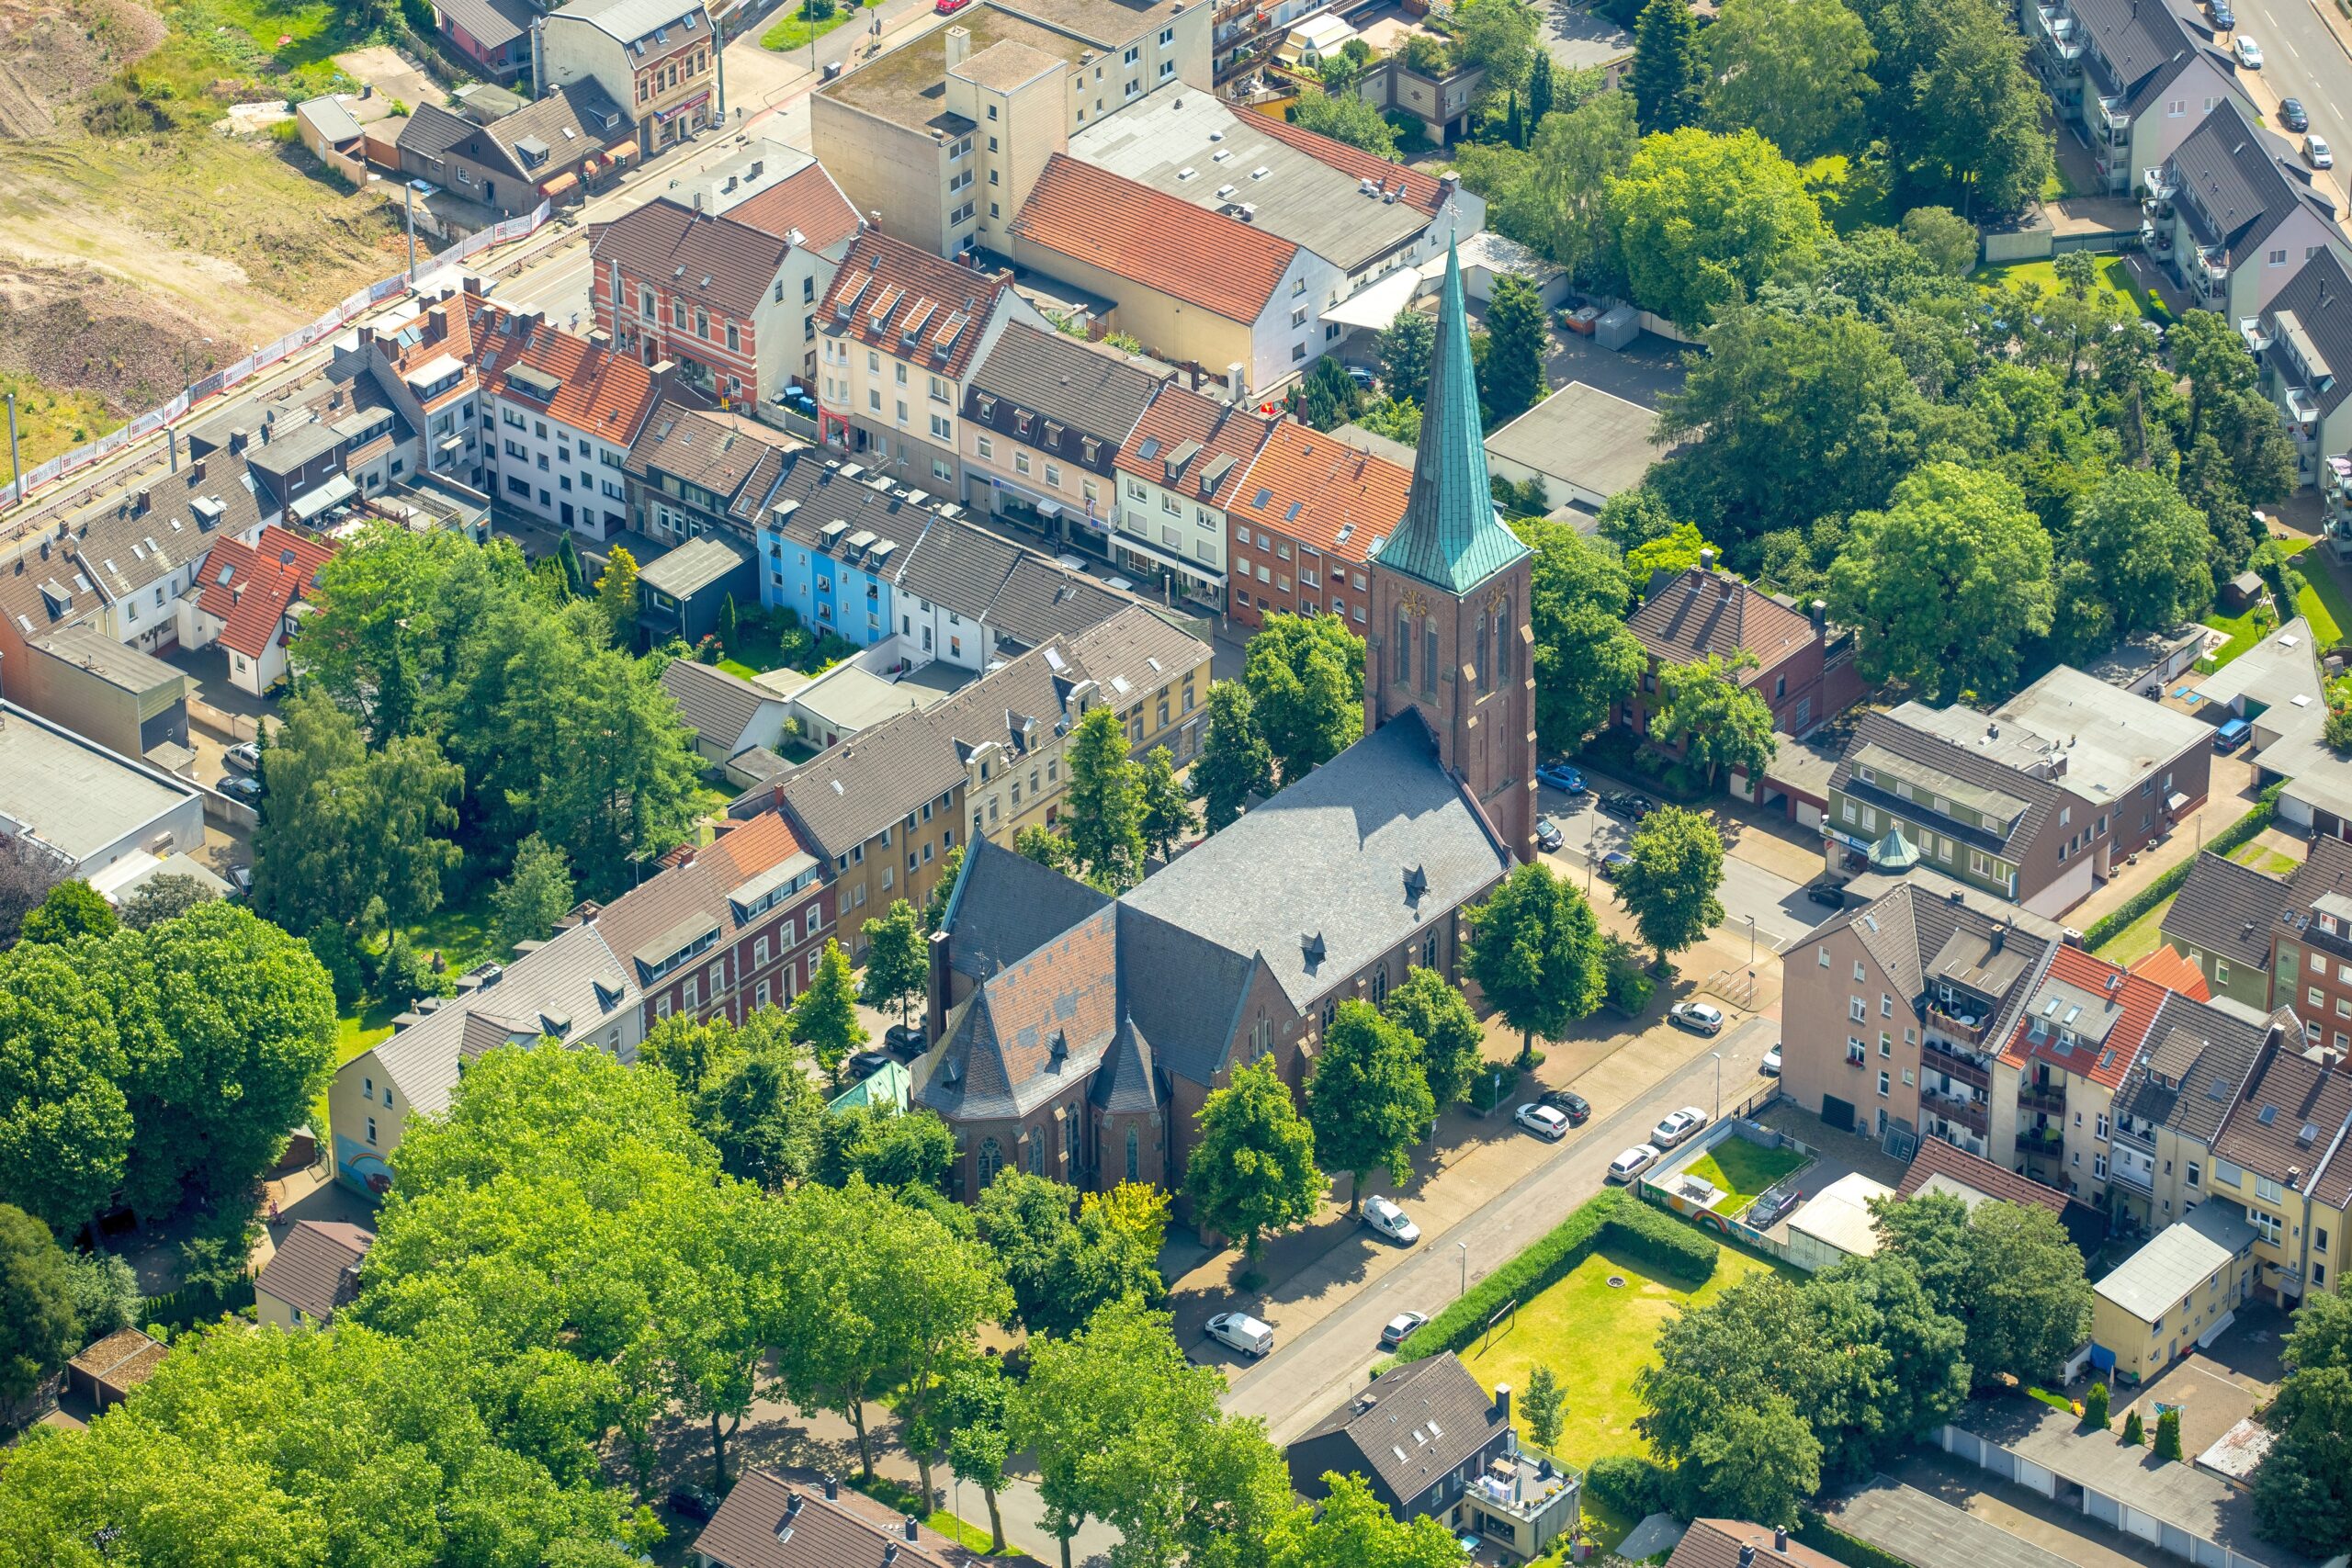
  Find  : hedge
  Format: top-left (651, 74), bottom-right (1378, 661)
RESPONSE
top-left (2083, 783), bottom-right (2282, 952)
top-left (1587, 1453), bottom-right (1672, 1519)
top-left (1795, 1509), bottom-right (1912, 1568)
top-left (1390, 1189), bottom-right (1718, 1363)
top-left (142, 1275), bottom-right (255, 1336)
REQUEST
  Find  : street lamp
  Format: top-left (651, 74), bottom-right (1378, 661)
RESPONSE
top-left (1711, 1051), bottom-right (1723, 1122)
top-left (1746, 913), bottom-right (1757, 972)
top-left (1457, 1239), bottom-right (1468, 1299)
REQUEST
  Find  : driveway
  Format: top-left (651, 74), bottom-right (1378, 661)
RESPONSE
top-left (1541, 0), bottom-right (1634, 73)
top-left (1540, 772), bottom-right (1822, 949)
top-left (334, 45), bottom-right (440, 113)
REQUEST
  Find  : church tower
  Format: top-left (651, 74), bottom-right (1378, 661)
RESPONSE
top-left (1366, 239), bottom-right (1537, 863)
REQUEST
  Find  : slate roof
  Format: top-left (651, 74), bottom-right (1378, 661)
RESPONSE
top-left (553, 0), bottom-right (712, 52)
top-left (2262, 249), bottom-right (2352, 416)
top-left (1291, 1353), bottom-right (1506, 1507)
top-left (1123, 716), bottom-right (1512, 1013)
top-left (2069, 0), bottom-right (2210, 112)
top-left (254, 1220), bottom-right (373, 1323)
top-left (193, 525), bottom-right (337, 660)
top-left (661, 658), bottom-right (783, 750)
top-left (930, 906), bottom-right (1123, 1119)
top-left (435, 0), bottom-right (537, 50)
top-left (625, 407), bottom-right (794, 506)
top-left (1114, 380), bottom-right (1282, 504)
top-left (1830, 707), bottom-right (2075, 861)
top-left (1631, 565), bottom-right (1818, 672)
top-left (1091, 1017), bottom-right (1162, 1112)
top-left (1226, 425), bottom-right (1412, 566)
top-left (2168, 98), bottom-right (2338, 266)
top-left (1011, 154), bottom-right (1300, 324)
top-left (725, 159), bottom-right (862, 254)
top-left (891, 503), bottom-right (1026, 611)
top-left (982, 557), bottom-right (1135, 649)
top-left (589, 197), bottom-right (795, 321)
top-left (1374, 241), bottom-right (1527, 594)
top-left (938, 833), bottom-right (1113, 983)
top-left (1831, 879), bottom-right (2056, 1029)
top-left (468, 302), bottom-right (663, 448)
top-left (1665, 1520), bottom-right (1842, 1568)
top-left (2211, 1041), bottom-right (2352, 1203)
top-left (768, 705), bottom-right (970, 858)
top-left (820, 231), bottom-right (1009, 382)
top-left (1897, 1135), bottom-right (2074, 1215)
top-left (2164, 852), bottom-right (2288, 974)
top-left (966, 322), bottom-right (1163, 446)
top-left (692, 1468), bottom-right (976, 1568)
top-left (481, 82), bottom-right (631, 175)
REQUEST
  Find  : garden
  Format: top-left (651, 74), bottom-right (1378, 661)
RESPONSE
top-left (761, 0), bottom-right (883, 54)
top-left (1674, 1136), bottom-right (1809, 1216)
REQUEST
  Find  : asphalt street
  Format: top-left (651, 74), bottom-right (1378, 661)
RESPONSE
top-left (2201, 0), bottom-right (2349, 207)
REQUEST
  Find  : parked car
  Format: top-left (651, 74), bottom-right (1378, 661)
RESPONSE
top-left (1539, 1088), bottom-right (1591, 1124)
top-left (2211, 0), bottom-right (2233, 23)
top-left (1804, 880), bottom-right (1847, 909)
top-left (1205, 1312), bottom-right (1273, 1358)
top-left (224, 741), bottom-right (263, 773)
top-left (885, 1022), bottom-right (929, 1056)
top-left (229, 864), bottom-right (254, 897)
top-left (842, 1050), bottom-right (891, 1080)
top-left (1668, 1000), bottom-right (1725, 1036)
top-left (1345, 365), bottom-right (1376, 389)
top-left (1535, 761), bottom-right (1586, 794)
top-left (1607, 1144), bottom-right (1661, 1182)
top-left (2282, 98), bottom-right (2310, 131)
top-left (1652, 1106), bottom-right (1709, 1147)
top-left (935, 0), bottom-right (973, 12)
top-left (667, 1485), bottom-right (718, 1522)
top-left (2234, 34), bottom-right (2261, 66)
top-left (1361, 1193), bottom-right (1420, 1244)
top-left (1749, 1187), bottom-right (1802, 1227)
top-left (1598, 849), bottom-right (1634, 879)
top-left (1534, 818), bottom-right (1566, 854)
top-left (1762, 1043), bottom-right (1782, 1077)
top-left (216, 773), bottom-right (263, 805)
top-left (2215, 716), bottom-right (2254, 752)
top-left (1514, 1102), bottom-right (1571, 1141)
top-left (2307, 135), bottom-right (2334, 170)
top-left (1380, 1310), bottom-right (1429, 1348)
top-left (1600, 790), bottom-right (1654, 821)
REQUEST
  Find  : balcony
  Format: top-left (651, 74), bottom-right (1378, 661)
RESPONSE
top-left (1923, 1036), bottom-right (1993, 1089)
top-left (2110, 1157), bottom-right (2153, 1192)
top-left (2035, 6), bottom-right (2085, 60)
top-left (2018, 1122), bottom-right (2064, 1153)
top-left (2110, 1121), bottom-right (2154, 1156)
top-left (1925, 1089), bottom-right (1991, 1136)
top-left (1926, 1004), bottom-right (1995, 1049)
top-left (2020, 1082), bottom-right (2065, 1114)
top-left (2098, 97), bottom-right (2131, 144)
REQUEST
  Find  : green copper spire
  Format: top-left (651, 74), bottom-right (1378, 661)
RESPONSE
top-left (1374, 236), bottom-right (1530, 594)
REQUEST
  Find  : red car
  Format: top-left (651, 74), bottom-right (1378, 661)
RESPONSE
top-left (936, 0), bottom-right (972, 12)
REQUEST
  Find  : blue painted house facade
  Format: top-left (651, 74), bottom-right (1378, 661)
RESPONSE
top-left (760, 456), bottom-right (926, 648)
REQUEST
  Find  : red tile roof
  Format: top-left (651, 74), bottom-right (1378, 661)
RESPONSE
top-left (727, 162), bottom-right (862, 254)
top-left (820, 230), bottom-right (1010, 382)
top-left (1112, 380), bottom-right (1282, 505)
top-left (197, 526), bottom-right (337, 660)
top-left (1897, 1134), bottom-right (2074, 1214)
top-left (1246, 110), bottom-right (1447, 215)
top-left (1667, 1520), bottom-right (1840, 1568)
top-left (589, 197), bottom-right (796, 321)
top-left (2000, 945), bottom-right (2165, 1090)
top-left (467, 303), bottom-right (662, 447)
top-left (1224, 423), bottom-right (1411, 565)
top-left (2131, 944), bottom-right (2213, 1001)
top-left (1011, 154), bottom-right (1299, 325)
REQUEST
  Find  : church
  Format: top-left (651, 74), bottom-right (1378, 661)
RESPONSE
top-left (916, 242), bottom-right (1538, 1203)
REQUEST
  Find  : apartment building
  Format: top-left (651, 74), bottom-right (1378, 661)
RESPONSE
top-left (1106, 379), bottom-right (1281, 604)
top-left (590, 197), bottom-right (826, 409)
top-left (811, 0), bottom-right (1212, 260)
top-left (2251, 248), bottom-right (2352, 490)
top-left (2146, 98), bottom-right (2346, 322)
top-left (623, 408), bottom-right (794, 547)
top-left (2267, 837), bottom-right (2352, 1055)
top-left (2204, 1035), bottom-right (2352, 1302)
top-left (1824, 667), bottom-right (2213, 918)
top-left (961, 323), bottom-right (1163, 546)
top-left (1222, 423), bottom-right (1409, 631)
top-left (2000, 943), bottom-right (2184, 1202)
top-left (812, 229), bottom-right (1046, 493)
top-left (2108, 992), bottom-right (2285, 1233)
top-left (468, 301), bottom-right (662, 539)
top-left (393, 85), bottom-right (634, 219)
top-left (1622, 553), bottom-right (1863, 743)
top-left (356, 299), bottom-right (487, 489)
top-left (540, 0), bottom-right (718, 157)
top-left (2090, 1201), bottom-right (2259, 1382)
top-left (2025, 0), bottom-right (2243, 196)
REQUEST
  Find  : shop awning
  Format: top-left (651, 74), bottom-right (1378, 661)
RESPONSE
top-left (1323, 267), bottom-right (1421, 330)
top-left (538, 171), bottom-right (579, 199)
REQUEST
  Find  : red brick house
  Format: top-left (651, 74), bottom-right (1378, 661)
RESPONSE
top-left (1620, 551), bottom-right (1863, 744)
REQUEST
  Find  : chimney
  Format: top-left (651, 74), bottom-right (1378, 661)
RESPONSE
top-left (462, 275), bottom-right (484, 298)
top-left (1493, 1383), bottom-right (1511, 1425)
top-left (822, 1474), bottom-right (839, 1500)
top-left (1228, 361), bottom-right (1249, 403)
top-left (1440, 170), bottom-right (1460, 194)
top-left (426, 303), bottom-right (449, 340)
top-left (1990, 921), bottom-right (2007, 954)
top-left (945, 23), bottom-right (972, 70)
top-left (1775, 1527), bottom-right (1789, 1553)
top-left (1699, 547), bottom-right (1716, 571)
top-left (229, 427), bottom-right (249, 455)
top-left (903, 1517), bottom-right (920, 1542)
top-left (1810, 598), bottom-right (1827, 632)
top-left (189, 457), bottom-right (206, 484)
top-left (1739, 1548), bottom-right (1757, 1568)
top-left (133, 487), bottom-right (150, 516)
top-left (928, 930), bottom-right (952, 1042)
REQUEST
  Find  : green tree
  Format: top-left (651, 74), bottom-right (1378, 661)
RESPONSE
top-left (1903, 0), bottom-right (2052, 218)
top-left (0, 942), bottom-right (134, 1237)
top-left (1615, 805), bottom-right (1727, 963)
top-left (1463, 862), bottom-right (1606, 1064)
top-left (1381, 965), bottom-right (1486, 1111)
top-left (0, 839), bottom-right (62, 952)
top-left (1462, 93), bottom-right (1641, 287)
top-left (1380, 306), bottom-right (1437, 400)
top-left (975, 1172), bottom-right (1168, 1337)
top-left (1527, 47), bottom-right (1555, 123)
top-left (661, 1010), bottom-right (825, 1188)
top-left (1454, 0), bottom-right (1541, 88)
top-left (1647, 654), bottom-right (1777, 789)
top-left (1291, 89), bottom-right (1401, 157)
top-left (1064, 704), bottom-right (1148, 893)
top-left (1631, 0), bottom-right (1704, 132)
top-left (2170, 309), bottom-right (2257, 442)
top-left (2083, 1381), bottom-right (2110, 1429)
top-left (2123, 1407), bottom-right (2145, 1445)
top-left (1519, 515), bottom-right (1644, 750)
top-left (1186, 1056), bottom-right (1322, 1266)
top-left (2252, 1290), bottom-right (2352, 1556)
top-left (858, 898), bottom-right (928, 1032)
top-left (2154, 1405), bottom-right (2184, 1461)
top-left (1306, 1001), bottom-right (1435, 1210)
top-left (1830, 459), bottom-right (2057, 699)
top-left (1899, 205), bottom-right (1979, 276)
top-left (1703, 0), bottom-right (1876, 162)
top-left (492, 832), bottom-right (575, 953)
top-left (557, 530), bottom-right (587, 597)
top-left (1193, 681), bottom-right (1276, 831)
top-left (1479, 275), bottom-right (1547, 423)
top-left (2070, 467), bottom-right (2214, 635)
top-left (1265, 1472), bottom-right (1468, 1568)
top-left (0, 1204), bottom-right (79, 1404)
top-left (1623, 521), bottom-right (1719, 585)
top-left (300, 918), bottom-right (362, 1010)
top-left (1242, 613), bottom-right (1365, 784)
top-left (18, 882), bottom-right (115, 946)
top-left (819, 1103), bottom-right (957, 1191)
top-left (1136, 745), bottom-right (1199, 863)
top-left (1016, 822), bottom-right (1082, 876)
top-left (594, 544), bottom-right (640, 641)
top-left (791, 937), bottom-right (867, 1079)
top-left (923, 842), bottom-right (966, 934)
top-left (941, 1357), bottom-right (1018, 1553)
top-left (1871, 1192), bottom-right (2093, 1388)
top-left (1607, 128), bottom-right (1828, 329)
top-left (1522, 1364), bottom-right (1566, 1450)
top-left (1295, 354), bottom-right (1368, 431)
top-left (718, 592), bottom-right (741, 653)
top-left (116, 873), bottom-right (215, 931)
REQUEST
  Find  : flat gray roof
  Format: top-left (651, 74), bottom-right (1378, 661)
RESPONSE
top-left (2095, 1201), bottom-right (2256, 1322)
top-left (1483, 381), bottom-right (1658, 499)
top-left (638, 535), bottom-right (751, 597)
top-left (0, 703), bottom-right (198, 863)
top-left (1990, 664), bottom-right (2215, 803)
top-left (1828, 1479), bottom-right (2072, 1568)
top-left (2194, 616), bottom-right (2321, 712)
top-left (792, 664), bottom-right (929, 732)
top-left (28, 623), bottom-right (187, 698)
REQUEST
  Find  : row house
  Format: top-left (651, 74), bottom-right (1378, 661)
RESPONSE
top-left (2108, 985), bottom-right (2292, 1235)
top-left (2248, 247), bottom-right (2352, 490)
top-left (961, 322), bottom-right (1163, 552)
top-left (811, 0), bottom-right (1212, 262)
top-left (1824, 666), bottom-right (2213, 919)
top-left (623, 407), bottom-right (794, 547)
top-left (590, 198), bottom-right (806, 408)
top-left (2201, 1037), bottom-right (2352, 1303)
top-left (468, 299), bottom-right (663, 539)
top-left (174, 525), bottom-right (337, 696)
top-left (541, 0), bottom-right (718, 157)
top-left (355, 299), bottom-right (486, 489)
top-left (393, 85), bottom-right (634, 220)
top-left (1222, 423), bottom-right (1409, 633)
top-left (813, 229), bottom-right (1045, 496)
top-left (1620, 552), bottom-right (1864, 746)
top-left (2166, 836), bottom-right (2352, 1054)
top-left (2144, 98), bottom-right (2346, 322)
top-left (2026, 0), bottom-right (2242, 196)
top-left (1107, 379), bottom-right (1281, 607)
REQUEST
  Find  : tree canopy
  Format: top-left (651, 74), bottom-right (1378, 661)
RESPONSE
top-left (1186, 1056), bottom-right (1323, 1263)
top-left (2254, 1290), bottom-right (2352, 1558)
top-left (1242, 614), bottom-right (1366, 784)
top-left (1193, 681), bottom-right (1276, 833)
top-left (1306, 1001), bottom-right (1435, 1207)
top-left (1518, 517), bottom-right (1645, 751)
top-left (1607, 129), bottom-right (1828, 328)
top-left (1614, 805), bottom-right (1728, 961)
top-left (1703, 0), bottom-right (1877, 163)
top-left (1463, 863), bottom-right (1607, 1062)
top-left (1871, 1191), bottom-right (2093, 1388)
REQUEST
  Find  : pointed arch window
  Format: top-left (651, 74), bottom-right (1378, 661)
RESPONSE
top-left (1125, 1125), bottom-right (1140, 1182)
top-left (978, 1137), bottom-right (1002, 1188)
top-left (1495, 596), bottom-right (1511, 685)
top-left (1475, 612), bottom-right (1490, 694)
top-left (1395, 606), bottom-right (1413, 691)
top-left (1422, 616), bottom-right (1439, 696)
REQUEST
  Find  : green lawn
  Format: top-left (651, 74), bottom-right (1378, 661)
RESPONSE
top-left (2279, 536), bottom-right (2349, 646)
top-left (761, 0), bottom-right (880, 52)
top-left (1679, 1139), bottom-right (1809, 1214)
top-left (925, 1512), bottom-right (1028, 1559)
top-left (2200, 601), bottom-right (2274, 671)
top-left (1460, 1246), bottom-right (1781, 1466)
top-left (1976, 256), bottom-right (2164, 322)
top-left (166, 0), bottom-right (370, 96)
top-left (2092, 892), bottom-right (2177, 965)
top-left (2229, 841), bottom-right (2300, 877)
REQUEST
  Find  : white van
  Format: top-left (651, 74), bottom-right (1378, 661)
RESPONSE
top-left (1205, 1311), bottom-right (1274, 1359)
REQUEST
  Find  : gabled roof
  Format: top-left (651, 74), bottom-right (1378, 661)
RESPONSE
top-left (2001, 945), bottom-right (2165, 1089)
top-left (938, 832), bottom-right (1114, 983)
top-left (1666, 1520), bottom-right (1841, 1568)
top-left (625, 408), bottom-right (794, 507)
top-left (661, 658), bottom-right (784, 750)
top-left (724, 160), bottom-right (862, 254)
top-left (2263, 250), bottom-right (2352, 416)
top-left (1011, 154), bottom-right (1301, 325)
top-left (589, 197), bottom-right (795, 321)
top-left (1114, 380), bottom-right (1282, 503)
top-left (551, 0), bottom-right (710, 54)
top-left (2164, 851), bottom-right (2290, 973)
top-left (982, 556), bottom-right (1136, 649)
top-left (1226, 425), bottom-right (1411, 566)
top-left (819, 231), bottom-right (1011, 381)
top-left (481, 81), bottom-right (632, 175)
top-left (435, 0), bottom-right (537, 50)
top-left (2112, 990), bottom-right (2287, 1150)
top-left (2167, 97), bottom-right (2338, 266)
top-left (1374, 241), bottom-right (1527, 594)
top-left (692, 1468), bottom-right (977, 1568)
top-left (965, 323), bottom-right (1164, 449)
top-left (928, 905), bottom-right (1123, 1120)
top-left (1831, 878), bottom-right (2057, 1032)
top-left (1291, 1353), bottom-right (1506, 1506)
top-left (469, 301), bottom-right (662, 446)
top-left (1830, 707), bottom-right (2076, 860)
top-left (2067, 0), bottom-right (2211, 112)
top-left (582, 812), bottom-right (818, 987)
top-left (254, 1220), bottom-right (373, 1322)
top-left (1630, 566), bottom-right (1817, 672)
top-left (2211, 1039), bottom-right (2352, 1201)
top-left (1898, 1135), bottom-right (2075, 1215)
top-left (193, 525), bottom-right (338, 660)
